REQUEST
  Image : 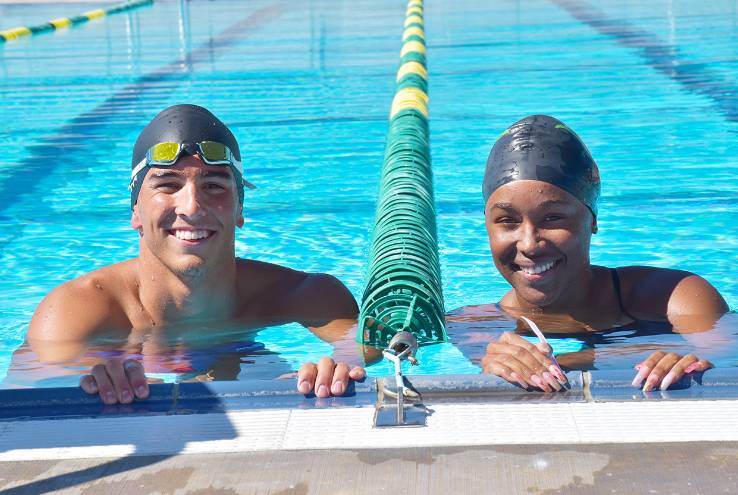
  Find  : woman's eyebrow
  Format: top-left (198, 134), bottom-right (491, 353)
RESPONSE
top-left (537, 199), bottom-right (572, 208)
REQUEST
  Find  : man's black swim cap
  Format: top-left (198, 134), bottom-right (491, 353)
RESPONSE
top-left (483, 115), bottom-right (600, 218)
top-left (130, 104), bottom-right (247, 208)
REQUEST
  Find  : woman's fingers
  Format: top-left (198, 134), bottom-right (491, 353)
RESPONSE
top-left (634, 352), bottom-right (714, 391)
top-left (632, 351), bottom-right (665, 387)
top-left (483, 350), bottom-right (557, 392)
top-left (489, 334), bottom-right (564, 390)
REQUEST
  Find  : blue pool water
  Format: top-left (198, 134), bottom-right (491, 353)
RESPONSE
top-left (1, 0), bottom-right (736, 385)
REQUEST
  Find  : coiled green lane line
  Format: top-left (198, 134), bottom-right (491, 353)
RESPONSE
top-left (0, 0), bottom-right (153, 44)
top-left (358, 0), bottom-right (447, 349)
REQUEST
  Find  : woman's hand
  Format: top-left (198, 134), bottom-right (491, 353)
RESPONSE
top-left (481, 332), bottom-right (568, 392)
top-left (297, 357), bottom-right (366, 397)
top-left (632, 351), bottom-right (713, 391)
top-left (80, 359), bottom-right (150, 404)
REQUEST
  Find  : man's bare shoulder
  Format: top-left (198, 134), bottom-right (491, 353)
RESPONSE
top-left (28, 260), bottom-right (138, 343)
top-left (235, 258), bottom-right (357, 324)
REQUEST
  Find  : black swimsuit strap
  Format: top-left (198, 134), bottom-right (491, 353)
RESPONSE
top-left (610, 268), bottom-right (637, 321)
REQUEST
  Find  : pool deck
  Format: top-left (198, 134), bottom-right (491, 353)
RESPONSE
top-left (1, 370), bottom-right (738, 493)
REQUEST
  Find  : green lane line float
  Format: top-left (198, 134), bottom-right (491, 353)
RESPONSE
top-left (358, 0), bottom-right (447, 350)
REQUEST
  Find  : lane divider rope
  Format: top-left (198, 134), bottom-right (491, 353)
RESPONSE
top-left (0, 0), bottom-right (153, 44)
top-left (358, 0), bottom-right (447, 350)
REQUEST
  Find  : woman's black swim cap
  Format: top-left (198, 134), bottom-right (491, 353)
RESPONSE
top-left (483, 115), bottom-right (600, 218)
top-left (130, 104), bottom-right (246, 208)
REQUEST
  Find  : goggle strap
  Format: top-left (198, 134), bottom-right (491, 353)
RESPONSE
top-left (130, 157), bottom-right (148, 181)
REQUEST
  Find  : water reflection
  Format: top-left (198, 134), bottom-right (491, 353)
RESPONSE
top-left (445, 305), bottom-right (738, 371)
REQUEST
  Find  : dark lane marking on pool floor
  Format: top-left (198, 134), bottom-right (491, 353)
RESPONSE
top-left (551, 0), bottom-right (738, 123)
top-left (0, 3), bottom-right (283, 222)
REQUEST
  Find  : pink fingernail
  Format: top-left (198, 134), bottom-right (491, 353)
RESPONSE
top-left (685, 363), bottom-right (699, 374)
top-left (660, 372), bottom-right (675, 391)
top-left (543, 372), bottom-right (562, 391)
top-left (510, 372), bottom-right (527, 389)
top-left (643, 374), bottom-right (659, 392)
top-left (298, 381), bottom-right (310, 394)
top-left (631, 368), bottom-right (648, 387)
top-left (549, 365), bottom-right (567, 383)
top-left (531, 374), bottom-right (545, 389)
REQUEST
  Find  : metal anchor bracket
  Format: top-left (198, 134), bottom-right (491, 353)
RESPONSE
top-left (373, 332), bottom-right (431, 427)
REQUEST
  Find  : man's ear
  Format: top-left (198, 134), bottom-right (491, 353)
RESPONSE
top-left (236, 208), bottom-right (245, 228)
top-left (131, 205), bottom-right (143, 235)
top-left (591, 216), bottom-right (598, 234)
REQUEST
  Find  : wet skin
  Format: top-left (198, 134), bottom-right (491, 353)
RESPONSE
top-left (461, 180), bottom-right (728, 393)
top-left (23, 155), bottom-right (366, 404)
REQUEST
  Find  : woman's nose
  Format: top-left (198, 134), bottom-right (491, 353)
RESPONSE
top-left (518, 221), bottom-right (543, 254)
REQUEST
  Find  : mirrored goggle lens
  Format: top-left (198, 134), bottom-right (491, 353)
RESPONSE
top-left (198, 141), bottom-right (229, 163)
top-left (148, 142), bottom-right (182, 164)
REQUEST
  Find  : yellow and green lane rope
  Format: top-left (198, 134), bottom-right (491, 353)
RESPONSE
top-left (358, 0), bottom-right (447, 350)
top-left (0, 0), bottom-right (153, 44)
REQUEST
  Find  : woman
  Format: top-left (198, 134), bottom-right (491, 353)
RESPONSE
top-left (459, 114), bottom-right (728, 392)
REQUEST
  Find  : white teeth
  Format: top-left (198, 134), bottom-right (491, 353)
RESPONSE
top-left (520, 260), bottom-right (555, 275)
top-left (173, 230), bottom-right (210, 241)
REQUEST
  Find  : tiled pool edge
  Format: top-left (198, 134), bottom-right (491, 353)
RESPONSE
top-left (3, 369), bottom-right (738, 422)
top-left (1, 371), bottom-right (738, 461)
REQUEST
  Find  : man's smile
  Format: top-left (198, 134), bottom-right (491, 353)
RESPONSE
top-left (168, 228), bottom-right (215, 243)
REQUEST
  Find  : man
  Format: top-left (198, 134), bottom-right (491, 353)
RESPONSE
top-left (27, 104), bottom-right (365, 404)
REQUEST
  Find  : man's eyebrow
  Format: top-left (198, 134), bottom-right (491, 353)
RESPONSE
top-left (150, 170), bottom-right (183, 179)
top-left (492, 202), bottom-right (514, 210)
top-left (203, 170), bottom-right (233, 180)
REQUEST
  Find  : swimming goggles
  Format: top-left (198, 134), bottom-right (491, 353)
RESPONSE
top-left (130, 141), bottom-right (249, 186)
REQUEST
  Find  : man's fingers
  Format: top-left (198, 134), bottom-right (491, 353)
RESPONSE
top-left (330, 363), bottom-right (350, 396)
top-left (297, 362), bottom-right (318, 394)
top-left (348, 366), bottom-right (366, 381)
top-left (123, 360), bottom-right (149, 399)
top-left (104, 359), bottom-right (135, 404)
top-left (315, 357), bottom-right (335, 398)
top-left (90, 364), bottom-right (116, 404)
top-left (79, 375), bottom-right (98, 395)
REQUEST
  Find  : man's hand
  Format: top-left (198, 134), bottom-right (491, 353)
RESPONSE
top-left (481, 332), bottom-right (568, 392)
top-left (80, 359), bottom-right (150, 404)
top-left (297, 357), bottom-right (366, 397)
top-left (632, 351), bottom-right (713, 392)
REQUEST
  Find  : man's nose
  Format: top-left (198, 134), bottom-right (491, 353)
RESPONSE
top-left (176, 182), bottom-right (206, 219)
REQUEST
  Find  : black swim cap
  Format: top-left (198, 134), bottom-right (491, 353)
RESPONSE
top-left (483, 115), bottom-right (600, 218)
top-left (130, 104), bottom-right (246, 208)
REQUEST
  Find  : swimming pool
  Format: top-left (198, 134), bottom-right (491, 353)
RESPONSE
top-left (1, 0), bottom-right (736, 385)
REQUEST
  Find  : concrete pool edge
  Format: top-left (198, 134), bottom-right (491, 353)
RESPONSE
top-left (3, 368), bottom-right (738, 422)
